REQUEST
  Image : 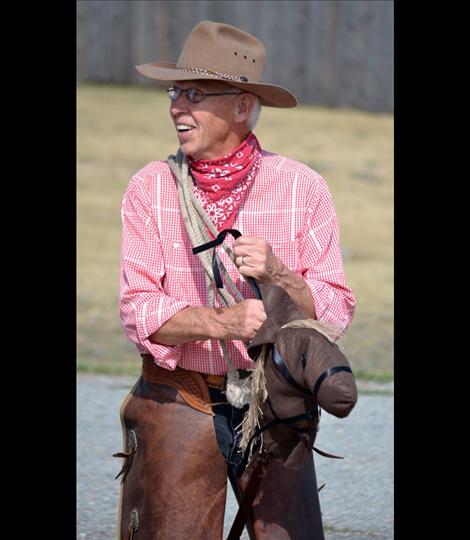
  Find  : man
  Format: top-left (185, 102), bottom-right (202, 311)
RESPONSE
top-left (117, 20), bottom-right (355, 540)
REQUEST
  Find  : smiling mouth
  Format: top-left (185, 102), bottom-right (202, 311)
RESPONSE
top-left (176, 123), bottom-right (196, 133)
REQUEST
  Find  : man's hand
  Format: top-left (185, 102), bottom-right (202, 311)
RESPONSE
top-left (233, 235), bottom-right (316, 320)
top-left (215, 299), bottom-right (267, 341)
top-left (150, 299), bottom-right (267, 345)
top-left (232, 236), bottom-right (285, 284)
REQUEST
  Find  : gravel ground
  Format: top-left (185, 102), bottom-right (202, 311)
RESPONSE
top-left (77, 375), bottom-right (393, 540)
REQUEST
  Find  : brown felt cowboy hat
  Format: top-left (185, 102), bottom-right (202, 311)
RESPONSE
top-left (135, 20), bottom-right (298, 108)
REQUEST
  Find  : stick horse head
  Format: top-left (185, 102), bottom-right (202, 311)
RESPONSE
top-left (193, 229), bottom-right (358, 476)
top-left (241, 280), bottom-right (357, 473)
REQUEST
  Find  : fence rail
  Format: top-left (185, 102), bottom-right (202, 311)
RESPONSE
top-left (77, 0), bottom-right (393, 112)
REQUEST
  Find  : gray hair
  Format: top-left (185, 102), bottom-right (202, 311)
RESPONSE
top-left (247, 96), bottom-right (261, 131)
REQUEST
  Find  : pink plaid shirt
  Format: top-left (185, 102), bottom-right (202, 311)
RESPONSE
top-left (119, 150), bottom-right (356, 375)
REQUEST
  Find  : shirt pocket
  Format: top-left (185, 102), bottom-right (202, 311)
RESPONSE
top-left (159, 237), bottom-right (205, 300)
top-left (160, 237), bottom-right (192, 269)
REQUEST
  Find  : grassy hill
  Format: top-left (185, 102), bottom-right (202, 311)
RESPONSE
top-left (77, 83), bottom-right (393, 381)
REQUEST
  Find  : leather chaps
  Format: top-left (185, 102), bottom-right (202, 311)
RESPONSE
top-left (115, 356), bottom-right (325, 539)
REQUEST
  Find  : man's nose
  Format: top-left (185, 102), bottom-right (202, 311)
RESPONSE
top-left (170, 91), bottom-right (191, 113)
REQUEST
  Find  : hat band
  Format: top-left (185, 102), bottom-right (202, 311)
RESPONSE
top-left (176, 65), bottom-right (249, 83)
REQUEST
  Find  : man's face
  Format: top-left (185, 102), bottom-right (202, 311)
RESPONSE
top-left (169, 80), bottom-right (245, 160)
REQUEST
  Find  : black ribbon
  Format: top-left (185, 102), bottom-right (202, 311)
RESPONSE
top-left (192, 228), bottom-right (262, 299)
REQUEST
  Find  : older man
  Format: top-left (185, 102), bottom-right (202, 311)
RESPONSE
top-left (117, 20), bottom-right (355, 540)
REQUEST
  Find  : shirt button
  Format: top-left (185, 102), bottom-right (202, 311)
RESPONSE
top-left (173, 242), bottom-right (180, 249)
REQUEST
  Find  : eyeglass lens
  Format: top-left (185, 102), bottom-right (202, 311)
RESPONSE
top-left (167, 87), bottom-right (203, 103)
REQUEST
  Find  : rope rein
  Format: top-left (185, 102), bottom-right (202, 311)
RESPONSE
top-left (168, 150), bottom-right (253, 407)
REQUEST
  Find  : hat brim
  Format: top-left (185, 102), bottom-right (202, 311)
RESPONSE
top-left (135, 62), bottom-right (298, 108)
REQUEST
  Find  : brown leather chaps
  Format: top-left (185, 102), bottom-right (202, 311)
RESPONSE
top-left (115, 358), bottom-right (325, 539)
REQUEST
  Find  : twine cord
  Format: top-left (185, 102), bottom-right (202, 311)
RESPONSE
top-left (168, 150), bottom-right (252, 407)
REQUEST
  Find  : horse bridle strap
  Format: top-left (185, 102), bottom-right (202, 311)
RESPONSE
top-left (237, 357), bottom-right (351, 473)
top-left (226, 460), bottom-right (266, 540)
top-left (272, 344), bottom-right (353, 397)
top-left (272, 346), bottom-right (311, 395)
top-left (313, 365), bottom-right (353, 395)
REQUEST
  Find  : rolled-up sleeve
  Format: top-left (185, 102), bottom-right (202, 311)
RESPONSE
top-left (119, 177), bottom-right (191, 369)
top-left (298, 176), bottom-right (356, 339)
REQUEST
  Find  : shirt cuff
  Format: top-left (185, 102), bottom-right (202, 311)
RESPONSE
top-left (135, 297), bottom-right (191, 370)
top-left (303, 278), bottom-right (353, 340)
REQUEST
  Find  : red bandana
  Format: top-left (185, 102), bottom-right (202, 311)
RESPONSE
top-left (187, 132), bottom-right (262, 234)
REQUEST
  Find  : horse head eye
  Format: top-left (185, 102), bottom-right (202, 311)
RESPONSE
top-left (301, 352), bottom-right (307, 370)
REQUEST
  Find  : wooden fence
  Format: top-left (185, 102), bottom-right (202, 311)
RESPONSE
top-left (77, 0), bottom-right (393, 112)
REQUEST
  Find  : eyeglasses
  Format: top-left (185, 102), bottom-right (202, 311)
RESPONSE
top-left (167, 86), bottom-right (243, 103)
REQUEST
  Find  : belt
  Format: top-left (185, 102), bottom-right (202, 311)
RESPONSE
top-left (200, 373), bottom-right (225, 390)
top-left (141, 354), bottom-right (225, 390)
top-left (140, 355), bottom-right (226, 414)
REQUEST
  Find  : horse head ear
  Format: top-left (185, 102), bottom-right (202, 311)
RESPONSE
top-left (247, 284), bottom-right (304, 360)
top-left (247, 317), bottom-right (278, 359)
top-left (258, 283), bottom-right (304, 325)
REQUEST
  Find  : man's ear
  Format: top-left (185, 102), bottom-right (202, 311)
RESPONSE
top-left (234, 93), bottom-right (255, 123)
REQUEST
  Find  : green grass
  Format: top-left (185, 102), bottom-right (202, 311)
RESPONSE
top-left (77, 82), bottom-right (393, 381)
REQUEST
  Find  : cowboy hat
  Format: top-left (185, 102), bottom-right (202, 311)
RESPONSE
top-left (135, 20), bottom-right (298, 108)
